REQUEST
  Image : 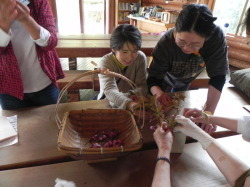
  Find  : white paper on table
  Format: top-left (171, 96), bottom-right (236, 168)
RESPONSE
top-left (55, 178), bottom-right (76, 187)
top-left (0, 115), bottom-right (18, 148)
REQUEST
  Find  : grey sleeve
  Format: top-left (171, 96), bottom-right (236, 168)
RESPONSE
top-left (98, 55), bottom-right (132, 109)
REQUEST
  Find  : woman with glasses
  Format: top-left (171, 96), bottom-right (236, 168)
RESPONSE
top-left (97, 24), bottom-right (148, 112)
top-left (147, 4), bottom-right (228, 134)
top-left (151, 7), bottom-right (250, 187)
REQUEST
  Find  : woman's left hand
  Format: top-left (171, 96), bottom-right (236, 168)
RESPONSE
top-left (16, 1), bottom-right (30, 23)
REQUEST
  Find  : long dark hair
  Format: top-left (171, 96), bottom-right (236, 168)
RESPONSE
top-left (175, 4), bottom-right (217, 38)
top-left (110, 24), bottom-right (142, 50)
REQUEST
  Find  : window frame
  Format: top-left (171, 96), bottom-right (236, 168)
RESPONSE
top-left (48, 0), bottom-right (112, 34)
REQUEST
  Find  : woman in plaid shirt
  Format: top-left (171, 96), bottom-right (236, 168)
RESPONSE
top-left (0, 0), bottom-right (64, 110)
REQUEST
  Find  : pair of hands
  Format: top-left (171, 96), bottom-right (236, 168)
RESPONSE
top-left (183, 108), bottom-right (216, 134)
top-left (0, 0), bottom-right (30, 32)
top-left (153, 115), bottom-right (200, 152)
top-left (155, 90), bottom-right (216, 134)
top-left (154, 112), bottom-right (212, 152)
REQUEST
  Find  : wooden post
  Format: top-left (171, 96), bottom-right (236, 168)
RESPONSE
top-left (69, 57), bottom-right (77, 70)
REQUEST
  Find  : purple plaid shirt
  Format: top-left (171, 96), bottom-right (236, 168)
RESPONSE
top-left (0, 0), bottom-right (64, 100)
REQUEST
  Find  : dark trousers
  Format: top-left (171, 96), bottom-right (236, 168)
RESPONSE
top-left (0, 83), bottom-right (59, 110)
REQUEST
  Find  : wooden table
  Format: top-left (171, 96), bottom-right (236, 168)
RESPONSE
top-left (56, 34), bottom-right (161, 70)
top-left (57, 33), bottom-right (162, 41)
top-left (0, 100), bottom-right (109, 170)
top-left (216, 86), bottom-right (250, 117)
top-left (171, 135), bottom-right (250, 187)
top-left (0, 91), bottom-right (190, 170)
top-left (56, 39), bottom-right (157, 58)
top-left (0, 135), bottom-right (248, 187)
top-left (0, 88), bottom-right (248, 170)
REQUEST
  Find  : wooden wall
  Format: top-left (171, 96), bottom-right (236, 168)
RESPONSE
top-left (227, 35), bottom-right (250, 69)
top-left (142, 0), bottom-right (187, 11)
top-left (108, 0), bottom-right (116, 34)
top-left (141, 0), bottom-right (215, 11)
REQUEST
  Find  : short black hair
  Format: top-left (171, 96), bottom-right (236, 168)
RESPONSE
top-left (175, 4), bottom-right (217, 38)
top-left (110, 24), bottom-right (142, 50)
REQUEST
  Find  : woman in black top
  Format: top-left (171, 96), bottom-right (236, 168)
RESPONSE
top-left (147, 4), bottom-right (229, 133)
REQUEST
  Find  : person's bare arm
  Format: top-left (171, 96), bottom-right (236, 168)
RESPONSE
top-left (152, 125), bottom-right (173, 187)
top-left (206, 141), bottom-right (249, 186)
top-left (204, 85), bottom-right (221, 114)
top-left (152, 150), bottom-right (171, 187)
top-left (175, 115), bottom-right (250, 186)
top-left (184, 108), bottom-right (238, 132)
top-left (201, 85), bottom-right (222, 133)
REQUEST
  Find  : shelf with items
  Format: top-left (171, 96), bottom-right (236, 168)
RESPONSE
top-left (115, 0), bottom-right (141, 26)
top-left (127, 4), bottom-right (178, 34)
top-left (118, 11), bottom-right (131, 23)
top-left (129, 16), bottom-right (175, 33)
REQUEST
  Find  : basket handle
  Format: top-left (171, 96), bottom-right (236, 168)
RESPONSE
top-left (55, 68), bottom-right (145, 129)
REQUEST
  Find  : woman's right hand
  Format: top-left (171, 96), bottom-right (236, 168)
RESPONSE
top-left (184, 108), bottom-right (216, 125)
top-left (153, 123), bottom-right (173, 152)
top-left (183, 108), bottom-right (208, 124)
top-left (183, 108), bottom-right (203, 118)
top-left (174, 115), bottom-right (202, 138)
top-left (183, 108), bottom-right (216, 134)
top-left (155, 91), bottom-right (172, 106)
top-left (0, 0), bottom-right (18, 32)
top-left (150, 86), bottom-right (171, 106)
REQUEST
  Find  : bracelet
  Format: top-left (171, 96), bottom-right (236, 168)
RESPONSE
top-left (156, 157), bottom-right (171, 165)
top-left (202, 110), bottom-right (213, 124)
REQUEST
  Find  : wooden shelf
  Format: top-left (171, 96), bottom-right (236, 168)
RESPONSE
top-left (118, 20), bottom-right (130, 24)
top-left (115, 0), bottom-right (141, 27)
top-left (119, 10), bottom-right (131, 12)
top-left (129, 16), bottom-right (175, 33)
top-left (119, 0), bottom-right (140, 3)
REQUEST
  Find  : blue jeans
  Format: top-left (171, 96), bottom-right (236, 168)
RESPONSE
top-left (0, 83), bottom-right (59, 110)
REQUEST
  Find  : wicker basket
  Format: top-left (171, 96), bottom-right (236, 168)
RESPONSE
top-left (55, 69), bottom-right (144, 162)
top-left (57, 109), bottom-right (143, 162)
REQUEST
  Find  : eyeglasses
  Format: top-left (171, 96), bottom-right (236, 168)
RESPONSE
top-left (175, 39), bottom-right (202, 51)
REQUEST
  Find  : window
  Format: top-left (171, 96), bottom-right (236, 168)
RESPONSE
top-left (56, 0), bottom-right (81, 34)
top-left (213, 0), bottom-right (249, 36)
top-left (56, 0), bottom-right (106, 34)
top-left (83, 0), bottom-right (105, 34)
